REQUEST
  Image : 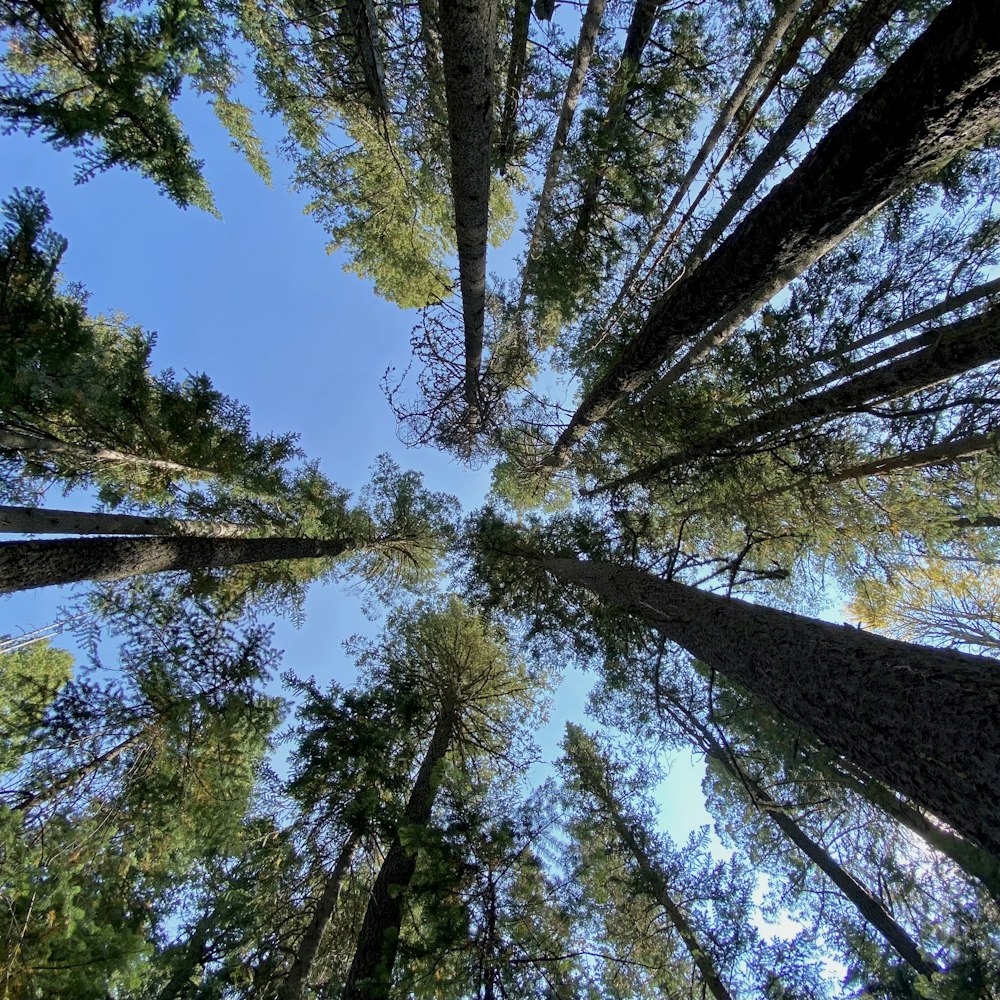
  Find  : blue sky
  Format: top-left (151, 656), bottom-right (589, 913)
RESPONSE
top-left (0, 84), bottom-right (713, 841)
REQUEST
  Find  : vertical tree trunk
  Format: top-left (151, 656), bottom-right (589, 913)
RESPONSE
top-left (542, 0), bottom-right (1000, 468)
top-left (541, 556), bottom-right (1000, 856)
top-left (281, 831), bottom-right (363, 1000)
top-left (0, 504), bottom-right (255, 538)
top-left (439, 0), bottom-right (498, 418)
top-left (343, 0), bottom-right (388, 115)
top-left (595, 303), bottom-right (1000, 493)
top-left (341, 709), bottom-right (457, 1000)
top-left (0, 535), bottom-right (352, 593)
top-left (497, 0), bottom-right (532, 172)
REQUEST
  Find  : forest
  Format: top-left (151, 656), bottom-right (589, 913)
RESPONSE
top-left (1, 0), bottom-right (999, 995)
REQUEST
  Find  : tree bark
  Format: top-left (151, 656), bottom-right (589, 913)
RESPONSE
top-left (541, 556), bottom-right (1000, 856)
top-left (497, 0), bottom-right (532, 173)
top-left (513, 0), bottom-right (606, 315)
top-left (596, 303), bottom-right (1000, 493)
top-left (343, 0), bottom-right (388, 115)
top-left (0, 504), bottom-right (254, 538)
top-left (439, 0), bottom-right (498, 417)
top-left (281, 830), bottom-right (362, 1000)
top-left (341, 709), bottom-right (457, 1000)
top-left (0, 535), bottom-right (352, 594)
top-left (542, 0), bottom-right (1000, 468)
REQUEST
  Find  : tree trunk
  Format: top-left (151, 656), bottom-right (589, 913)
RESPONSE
top-left (689, 0), bottom-right (904, 263)
top-left (572, 0), bottom-right (663, 245)
top-left (0, 504), bottom-right (255, 538)
top-left (694, 728), bottom-right (939, 975)
top-left (341, 709), bottom-right (457, 1000)
top-left (542, 0), bottom-right (1000, 468)
top-left (596, 303), bottom-right (1000, 493)
top-left (281, 830), bottom-right (362, 1000)
top-left (0, 425), bottom-right (212, 479)
top-left (439, 0), bottom-right (498, 418)
top-left (343, 0), bottom-right (388, 115)
top-left (497, 0), bottom-right (532, 173)
top-left (513, 0), bottom-right (606, 315)
top-left (541, 556), bottom-right (1000, 856)
top-left (566, 733), bottom-right (736, 1000)
top-left (0, 535), bottom-right (352, 594)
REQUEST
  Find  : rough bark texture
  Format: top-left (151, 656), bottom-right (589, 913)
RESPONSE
top-left (281, 831), bottom-right (362, 1000)
top-left (700, 737), bottom-right (938, 975)
top-left (516, 0), bottom-right (606, 312)
top-left (0, 535), bottom-right (352, 593)
top-left (542, 556), bottom-right (1000, 856)
top-left (0, 504), bottom-right (254, 538)
top-left (690, 0), bottom-right (904, 262)
top-left (341, 710), bottom-right (456, 1000)
top-left (544, 0), bottom-right (1000, 467)
top-left (497, 0), bottom-right (532, 172)
top-left (600, 303), bottom-right (1000, 492)
top-left (439, 0), bottom-right (498, 412)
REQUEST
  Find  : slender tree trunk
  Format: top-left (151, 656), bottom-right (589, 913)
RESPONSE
top-left (341, 709), bottom-right (457, 1000)
top-left (0, 504), bottom-right (255, 538)
top-left (689, 0), bottom-right (904, 263)
top-left (513, 0), bottom-right (606, 314)
top-left (541, 555), bottom-right (1000, 856)
top-left (0, 535), bottom-right (352, 594)
top-left (281, 831), bottom-right (362, 1000)
top-left (417, 0), bottom-right (448, 117)
top-left (572, 0), bottom-right (663, 244)
top-left (566, 734), bottom-right (736, 1000)
top-left (439, 0), bottom-right (498, 418)
top-left (693, 726), bottom-right (939, 975)
top-left (542, 0), bottom-right (1000, 468)
top-left (497, 0), bottom-right (532, 173)
top-left (829, 763), bottom-right (1000, 903)
top-left (344, 0), bottom-right (388, 115)
top-left (0, 425), bottom-right (212, 479)
top-left (596, 303), bottom-right (1000, 493)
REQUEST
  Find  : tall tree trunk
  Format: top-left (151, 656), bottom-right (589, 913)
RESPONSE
top-left (343, 0), bottom-right (388, 115)
top-left (565, 732), bottom-right (736, 1000)
top-left (513, 0), bottom-right (606, 315)
top-left (688, 720), bottom-right (939, 975)
top-left (595, 303), bottom-right (1000, 493)
top-left (497, 0), bottom-right (532, 173)
top-left (0, 425), bottom-right (212, 479)
top-left (540, 555), bottom-right (1000, 856)
top-left (0, 534), bottom-right (352, 594)
top-left (542, 0), bottom-right (1000, 468)
top-left (281, 831), bottom-right (363, 1000)
top-left (0, 505), bottom-right (255, 538)
top-left (688, 0), bottom-right (904, 263)
top-left (341, 709), bottom-right (457, 1000)
top-left (828, 762), bottom-right (1000, 903)
top-left (439, 0), bottom-right (498, 419)
top-left (572, 0), bottom-right (663, 245)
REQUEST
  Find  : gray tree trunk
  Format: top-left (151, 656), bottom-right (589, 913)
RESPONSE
top-left (542, 0), bottom-right (1000, 468)
top-left (341, 709), bottom-right (457, 1000)
top-left (0, 505), bottom-right (254, 538)
top-left (497, 0), bottom-right (532, 172)
top-left (0, 535), bottom-right (352, 594)
top-left (596, 303), bottom-right (1000, 493)
top-left (343, 0), bottom-right (388, 115)
top-left (439, 0), bottom-right (498, 417)
top-left (541, 556), bottom-right (1000, 856)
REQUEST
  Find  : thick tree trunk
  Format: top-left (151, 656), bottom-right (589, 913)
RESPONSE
top-left (541, 556), bottom-right (1000, 856)
top-left (513, 0), bottom-right (606, 314)
top-left (281, 831), bottom-right (362, 1000)
top-left (696, 729), bottom-right (939, 975)
top-left (596, 303), bottom-right (1000, 493)
top-left (567, 737), bottom-right (736, 1000)
top-left (0, 425), bottom-right (211, 478)
top-left (572, 0), bottom-right (662, 244)
top-left (0, 535), bottom-right (352, 594)
top-left (439, 0), bottom-right (498, 417)
top-left (543, 0), bottom-right (1000, 468)
top-left (341, 709), bottom-right (456, 1000)
top-left (497, 0), bottom-right (532, 173)
top-left (0, 504), bottom-right (254, 538)
top-left (689, 0), bottom-right (904, 262)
